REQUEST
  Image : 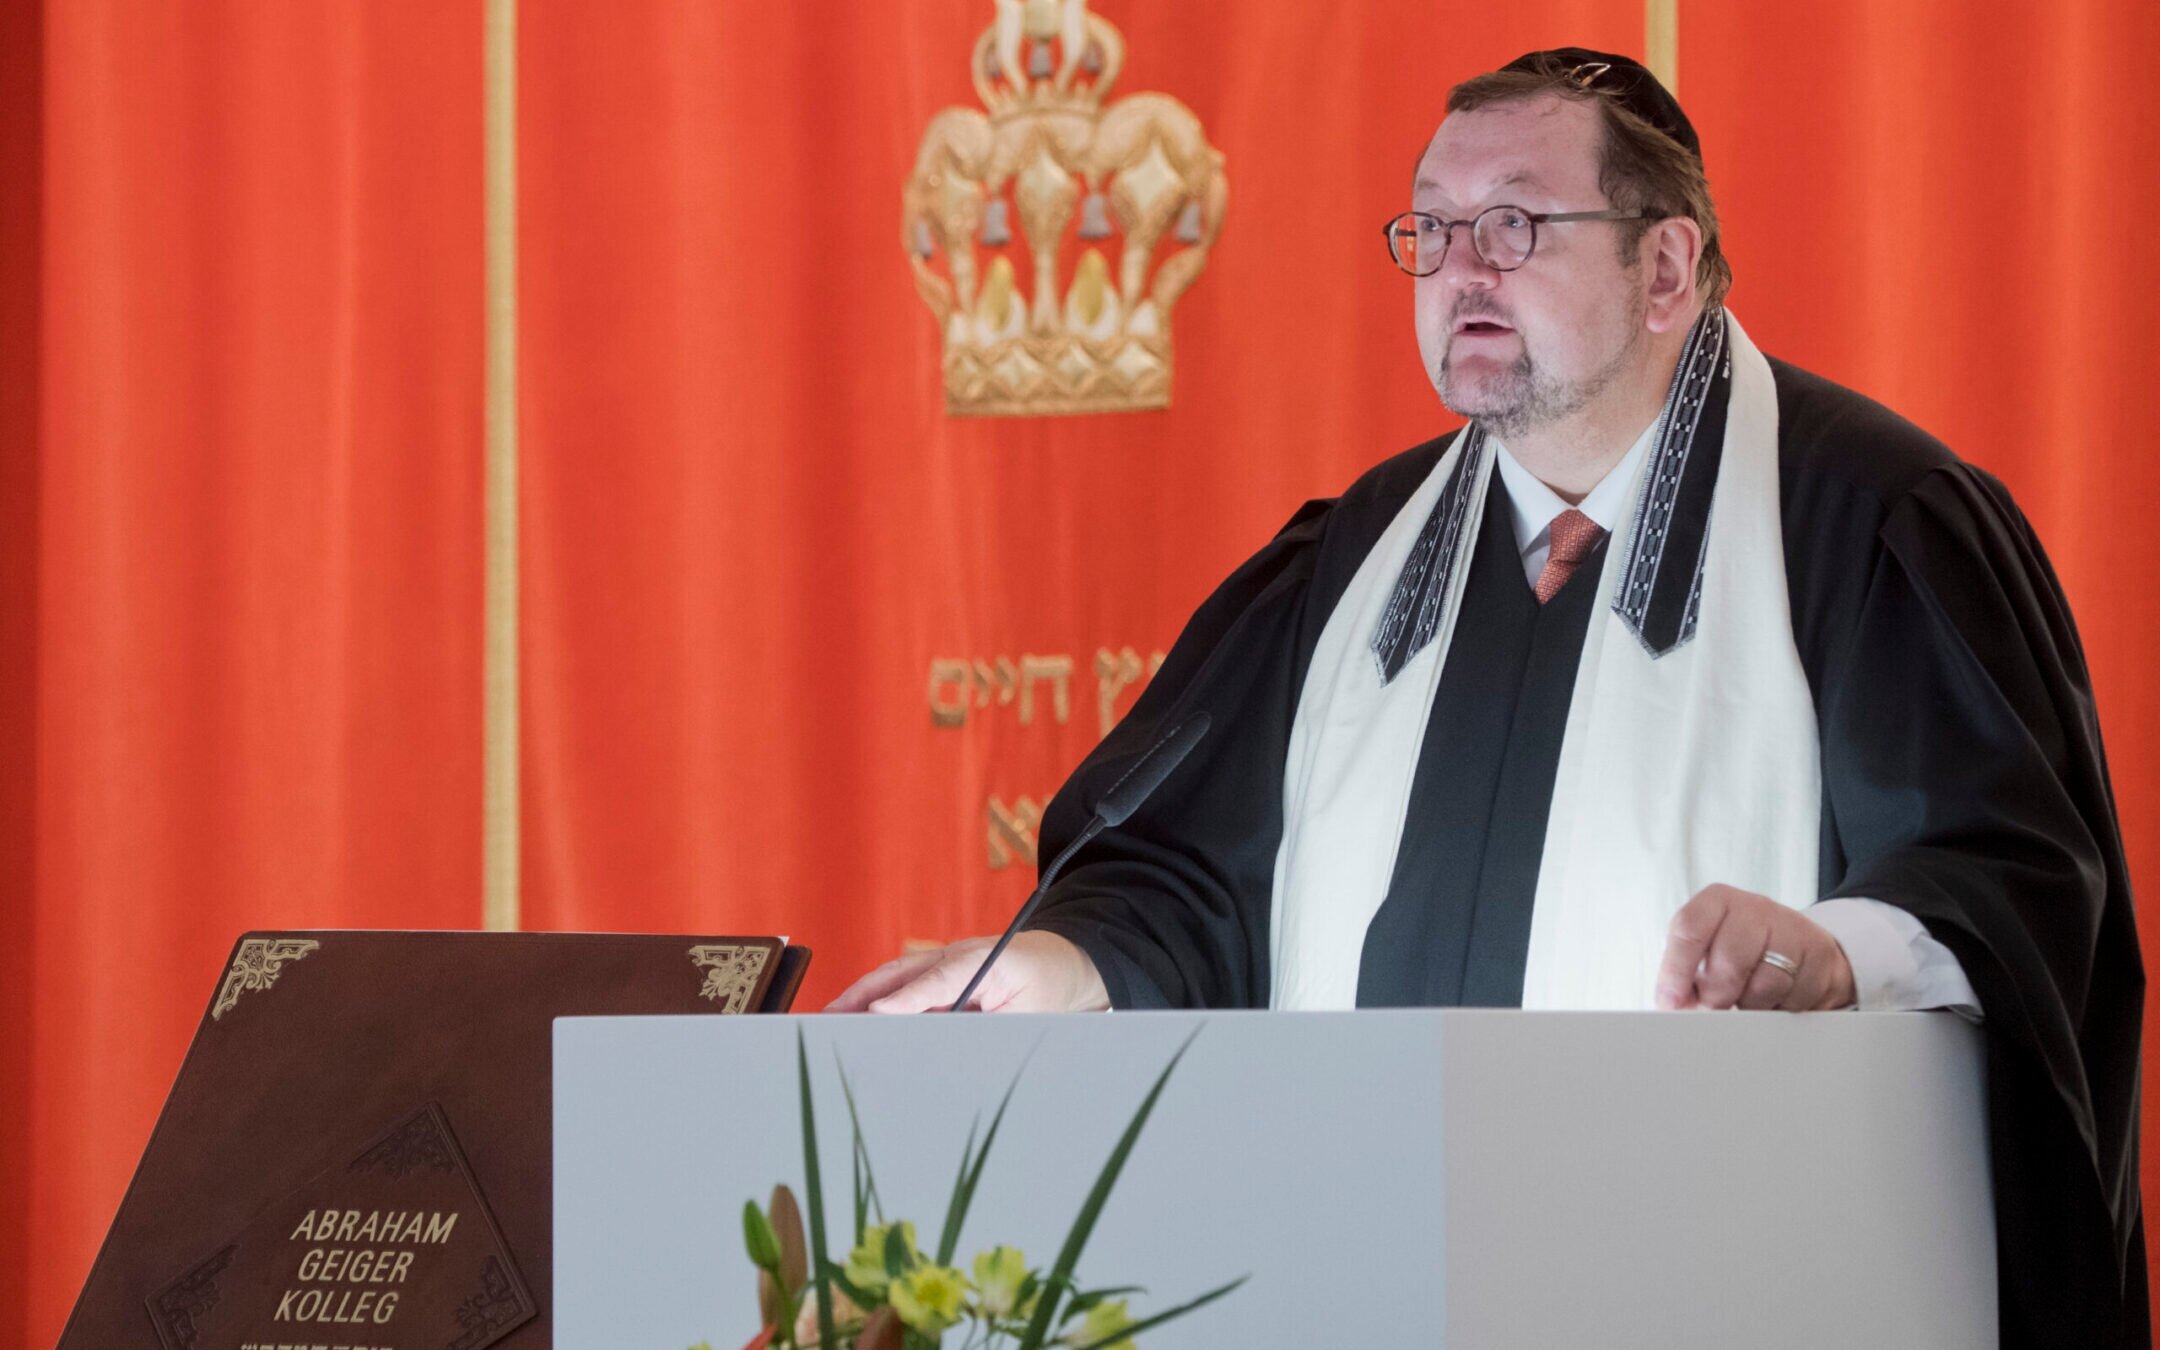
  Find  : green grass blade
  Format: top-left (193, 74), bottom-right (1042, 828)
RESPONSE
top-left (1013, 1028), bottom-right (1200, 1350)
top-left (852, 1126), bottom-right (866, 1249)
top-left (797, 1030), bottom-right (836, 1350)
top-left (835, 1055), bottom-right (885, 1226)
top-left (1059, 1285), bottom-right (1144, 1322)
top-left (937, 1050), bottom-right (1030, 1265)
top-left (1068, 1275), bottom-right (1249, 1350)
top-left (933, 1114), bottom-right (980, 1269)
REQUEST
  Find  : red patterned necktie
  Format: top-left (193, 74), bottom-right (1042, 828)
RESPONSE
top-left (1533, 508), bottom-right (1605, 604)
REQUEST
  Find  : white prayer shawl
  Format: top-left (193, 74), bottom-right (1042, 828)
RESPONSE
top-left (1268, 311), bottom-right (1821, 1011)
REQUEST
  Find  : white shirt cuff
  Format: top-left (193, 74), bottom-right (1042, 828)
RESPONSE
top-left (1808, 897), bottom-right (1983, 1021)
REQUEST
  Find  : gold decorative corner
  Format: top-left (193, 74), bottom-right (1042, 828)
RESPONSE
top-left (904, 0), bottom-right (1227, 417)
top-left (688, 944), bottom-right (773, 1014)
top-left (211, 937), bottom-right (322, 1022)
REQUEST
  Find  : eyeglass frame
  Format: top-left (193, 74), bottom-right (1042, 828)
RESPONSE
top-left (1382, 206), bottom-right (1651, 276)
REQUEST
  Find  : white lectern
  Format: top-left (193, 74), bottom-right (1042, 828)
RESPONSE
top-left (554, 1011), bottom-right (1992, 1349)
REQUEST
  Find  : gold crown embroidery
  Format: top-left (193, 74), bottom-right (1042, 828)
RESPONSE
top-left (904, 0), bottom-right (1227, 417)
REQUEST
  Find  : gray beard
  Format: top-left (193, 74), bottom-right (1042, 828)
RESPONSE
top-left (1437, 334), bottom-right (1637, 442)
top-left (1439, 350), bottom-right (1586, 441)
top-left (1435, 286), bottom-right (1650, 441)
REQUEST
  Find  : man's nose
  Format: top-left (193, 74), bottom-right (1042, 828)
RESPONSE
top-left (1435, 225), bottom-right (1502, 290)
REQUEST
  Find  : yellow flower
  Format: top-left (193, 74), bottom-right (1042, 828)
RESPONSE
top-left (843, 1220), bottom-right (919, 1293)
top-left (889, 1263), bottom-right (969, 1335)
top-left (1066, 1297), bottom-right (1136, 1350)
top-left (971, 1246), bottom-right (1028, 1318)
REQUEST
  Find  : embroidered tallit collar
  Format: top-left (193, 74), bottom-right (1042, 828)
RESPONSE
top-left (1371, 307), bottom-right (1731, 683)
top-left (1273, 309), bottom-right (1821, 1012)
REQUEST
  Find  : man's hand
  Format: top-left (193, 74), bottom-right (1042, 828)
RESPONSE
top-left (824, 931), bottom-right (1112, 1014)
top-left (1654, 884), bottom-right (1857, 1012)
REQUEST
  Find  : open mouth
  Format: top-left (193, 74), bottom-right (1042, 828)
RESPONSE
top-left (1454, 319), bottom-right (1514, 336)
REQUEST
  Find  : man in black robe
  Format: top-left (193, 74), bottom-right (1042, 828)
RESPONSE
top-left (833, 49), bottom-right (2144, 1347)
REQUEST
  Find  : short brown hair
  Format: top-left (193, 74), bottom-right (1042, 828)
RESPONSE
top-left (1445, 55), bottom-right (1732, 310)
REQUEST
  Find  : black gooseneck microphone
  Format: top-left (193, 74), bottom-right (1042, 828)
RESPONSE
top-left (945, 710), bottom-right (1212, 1012)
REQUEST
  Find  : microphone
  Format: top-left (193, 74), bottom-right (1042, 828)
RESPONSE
top-left (945, 710), bottom-right (1211, 1012)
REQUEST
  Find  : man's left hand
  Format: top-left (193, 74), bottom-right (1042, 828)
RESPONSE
top-left (1654, 884), bottom-right (1857, 1012)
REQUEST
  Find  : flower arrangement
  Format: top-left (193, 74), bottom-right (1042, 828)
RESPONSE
top-left (699, 1028), bottom-right (1242, 1350)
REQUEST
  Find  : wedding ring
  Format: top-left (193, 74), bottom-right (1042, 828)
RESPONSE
top-left (1760, 949), bottom-right (1801, 978)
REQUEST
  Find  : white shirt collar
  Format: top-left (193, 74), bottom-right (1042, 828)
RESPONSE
top-left (1489, 418), bottom-right (1661, 557)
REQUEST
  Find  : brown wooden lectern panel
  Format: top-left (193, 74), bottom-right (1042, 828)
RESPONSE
top-left (59, 929), bottom-right (808, 1350)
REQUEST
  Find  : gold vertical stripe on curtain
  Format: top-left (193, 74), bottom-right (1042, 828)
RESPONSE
top-left (484, 0), bottom-right (520, 931)
top-left (1647, 0), bottom-right (1678, 91)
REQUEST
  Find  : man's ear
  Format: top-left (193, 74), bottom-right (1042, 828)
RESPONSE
top-left (1643, 216), bottom-right (1704, 333)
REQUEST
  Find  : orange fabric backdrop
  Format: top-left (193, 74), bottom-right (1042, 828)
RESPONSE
top-left (514, 0), bottom-right (1636, 983)
top-left (7, 3), bottom-right (486, 1344)
top-left (4, 3), bottom-right (2157, 1345)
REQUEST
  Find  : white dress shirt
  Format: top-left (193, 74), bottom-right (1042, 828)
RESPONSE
top-left (1489, 431), bottom-right (1983, 1017)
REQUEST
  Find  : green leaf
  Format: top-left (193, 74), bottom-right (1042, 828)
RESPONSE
top-left (1068, 1275), bottom-right (1249, 1350)
top-left (936, 1053), bottom-right (1029, 1265)
top-left (743, 1199), bottom-right (783, 1272)
top-left (859, 1135), bottom-right (886, 1227)
top-left (1013, 1028), bottom-right (1200, 1350)
top-left (852, 1115), bottom-right (867, 1250)
top-left (882, 1222), bottom-right (913, 1278)
top-left (1061, 1286), bottom-right (1144, 1322)
top-left (933, 1115), bottom-right (980, 1270)
top-left (770, 1283), bottom-right (799, 1350)
top-left (799, 1030), bottom-right (837, 1350)
top-left (835, 1056), bottom-right (886, 1228)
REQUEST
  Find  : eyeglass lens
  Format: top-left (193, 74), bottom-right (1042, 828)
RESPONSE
top-left (1388, 208), bottom-right (1537, 275)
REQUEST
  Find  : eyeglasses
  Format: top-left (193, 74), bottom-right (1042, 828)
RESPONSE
top-left (1382, 206), bottom-right (1649, 276)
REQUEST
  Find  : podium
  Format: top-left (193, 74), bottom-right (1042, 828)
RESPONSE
top-left (553, 1010), bottom-right (1994, 1349)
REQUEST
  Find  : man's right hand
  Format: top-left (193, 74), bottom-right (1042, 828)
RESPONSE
top-left (824, 930), bottom-right (1111, 1013)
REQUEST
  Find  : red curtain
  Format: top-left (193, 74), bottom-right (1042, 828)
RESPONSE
top-left (514, 0), bottom-right (1637, 983)
top-left (0, 0), bottom-right (41, 1336)
top-left (5, 4), bottom-right (485, 1343)
top-left (5, 3), bottom-right (2156, 1344)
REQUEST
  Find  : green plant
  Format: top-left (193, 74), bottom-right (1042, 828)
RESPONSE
top-left (720, 1027), bottom-right (1244, 1350)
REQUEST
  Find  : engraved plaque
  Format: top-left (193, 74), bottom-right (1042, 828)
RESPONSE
top-left (146, 1104), bottom-right (536, 1350)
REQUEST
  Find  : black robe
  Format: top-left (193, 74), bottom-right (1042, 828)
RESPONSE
top-left (1026, 359), bottom-right (2146, 1348)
